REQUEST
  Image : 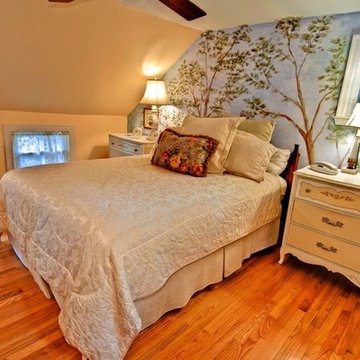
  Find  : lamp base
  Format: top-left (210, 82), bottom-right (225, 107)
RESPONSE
top-left (146, 129), bottom-right (158, 141)
top-left (341, 167), bottom-right (358, 174)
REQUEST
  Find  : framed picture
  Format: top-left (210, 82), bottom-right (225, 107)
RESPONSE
top-left (143, 108), bottom-right (156, 129)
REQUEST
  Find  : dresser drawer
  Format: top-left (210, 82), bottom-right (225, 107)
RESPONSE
top-left (291, 199), bottom-right (360, 245)
top-left (298, 180), bottom-right (360, 213)
top-left (287, 225), bottom-right (360, 272)
top-left (109, 136), bottom-right (142, 155)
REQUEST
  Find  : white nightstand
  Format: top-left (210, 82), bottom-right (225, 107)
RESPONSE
top-left (280, 166), bottom-right (360, 287)
top-left (108, 134), bottom-right (155, 157)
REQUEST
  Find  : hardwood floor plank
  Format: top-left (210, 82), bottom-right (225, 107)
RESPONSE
top-left (303, 284), bottom-right (349, 359)
top-left (313, 308), bottom-right (351, 360)
top-left (0, 255), bottom-right (22, 272)
top-left (0, 306), bottom-right (60, 356)
top-left (249, 309), bottom-right (305, 359)
top-left (6, 330), bottom-right (65, 360)
top-left (335, 301), bottom-right (360, 359)
top-left (271, 306), bottom-right (319, 359)
top-left (0, 291), bottom-right (53, 329)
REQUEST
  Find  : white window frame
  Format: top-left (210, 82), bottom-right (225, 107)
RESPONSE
top-left (334, 33), bottom-right (360, 125)
top-left (3, 124), bottom-right (74, 171)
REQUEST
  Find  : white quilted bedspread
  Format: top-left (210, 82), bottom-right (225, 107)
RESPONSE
top-left (0, 155), bottom-right (286, 359)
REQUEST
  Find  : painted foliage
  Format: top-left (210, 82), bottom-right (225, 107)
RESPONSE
top-left (167, 26), bottom-right (251, 118)
top-left (164, 13), bottom-right (360, 166)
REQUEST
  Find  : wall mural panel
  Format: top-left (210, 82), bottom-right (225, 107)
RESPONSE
top-left (129, 12), bottom-right (360, 167)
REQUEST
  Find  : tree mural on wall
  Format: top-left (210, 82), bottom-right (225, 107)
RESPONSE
top-left (242, 16), bottom-right (347, 164)
top-left (164, 15), bottom-right (354, 165)
top-left (167, 26), bottom-right (251, 117)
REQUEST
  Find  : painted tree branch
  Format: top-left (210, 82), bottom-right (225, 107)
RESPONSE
top-left (168, 26), bottom-right (251, 117)
top-left (245, 16), bottom-right (345, 163)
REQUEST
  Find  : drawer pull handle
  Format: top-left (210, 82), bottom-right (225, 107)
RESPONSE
top-left (316, 241), bottom-right (338, 253)
top-left (321, 216), bottom-right (344, 228)
top-left (320, 191), bottom-right (355, 203)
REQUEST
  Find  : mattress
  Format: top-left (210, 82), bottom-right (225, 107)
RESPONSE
top-left (0, 155), bottom-right (286, 359)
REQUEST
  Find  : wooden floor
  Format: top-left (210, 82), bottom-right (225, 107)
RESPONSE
top-left (1, 238), bottom-right (360, 360)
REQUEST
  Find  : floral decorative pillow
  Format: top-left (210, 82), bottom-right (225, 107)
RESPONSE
top-left (151, 129), bottom-right (218, 177)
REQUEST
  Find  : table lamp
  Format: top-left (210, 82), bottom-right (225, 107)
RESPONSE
top-left (140, 79), bottom-right (170, 141)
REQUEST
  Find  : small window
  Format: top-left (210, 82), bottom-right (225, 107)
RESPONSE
top-left (12, 131), bottom-right (70, 169)
top-left (3, 125), bottom-right (74, 171)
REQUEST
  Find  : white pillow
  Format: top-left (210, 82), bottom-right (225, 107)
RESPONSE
top-left (267, 148), bottom-right (291, 175)
top-left (224, 131), bottom-right (277, 182)
top-left (181, 116), bottom-right (245, 174)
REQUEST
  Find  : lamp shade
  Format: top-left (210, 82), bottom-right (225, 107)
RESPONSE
top-left (346, 103), bottom-right (360, 128)
top-left (140, 79), bottom-right (170, 105)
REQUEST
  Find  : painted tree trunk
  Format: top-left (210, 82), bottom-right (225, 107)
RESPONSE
top-left (303, 131), bottom-right (315, 165)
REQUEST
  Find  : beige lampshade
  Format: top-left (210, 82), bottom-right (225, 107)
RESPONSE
top-left (140, 79), bottom-right (170, 105)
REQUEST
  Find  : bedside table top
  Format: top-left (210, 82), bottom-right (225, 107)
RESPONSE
top-left (109, 133), bottom-right (156, 144)
top-left (296, 166), bottom-right (360, 190)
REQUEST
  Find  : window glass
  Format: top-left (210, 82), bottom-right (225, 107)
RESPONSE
top-left (12, 131), bottom-right (70, 169)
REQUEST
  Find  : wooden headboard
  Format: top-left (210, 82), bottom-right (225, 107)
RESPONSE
top-left (279, 144), bottom-right (300, 236)
top-left (280, 144), bottom-right (300, 190)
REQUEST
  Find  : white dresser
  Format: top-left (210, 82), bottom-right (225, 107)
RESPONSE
top-left (280, 166), bottom-right (360, 287)
top-left (108, 133), bottom-right (155, 157)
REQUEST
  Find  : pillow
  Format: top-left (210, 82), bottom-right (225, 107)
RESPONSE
top-left (238, 119), bottom-right (275, 142)
top-left (149, 127), bottom-right (183, 157)
top-left (267, 148), bottom-right (291, 175)
top-left (224, 131), bottom-right (277, 182)
top-left (151, 128), bottom-right (218, 177)
top-left (181, 116), bottom-right (244, 174)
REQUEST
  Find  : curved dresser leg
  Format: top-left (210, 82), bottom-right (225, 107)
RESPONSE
top-left (278, 249), bottom-right (286, 264)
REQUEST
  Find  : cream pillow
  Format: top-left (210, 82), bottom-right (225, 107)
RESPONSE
top-left (267, 148), bottom-right (291, 175)
top-left (181, 116), bottom-right (245, 174)
top-left (238, 119), bottom-right (275, 142)
top-left (224, 131), bottom-right (277, 182)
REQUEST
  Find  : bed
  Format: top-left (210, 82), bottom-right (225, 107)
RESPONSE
top-left (0, 119), bottom-right (299, 359)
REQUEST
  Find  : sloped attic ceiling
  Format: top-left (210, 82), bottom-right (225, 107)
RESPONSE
top-left (117, 0), bottom-right (360, 31)
top-left (0, 0), bottom-right (199, 115)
